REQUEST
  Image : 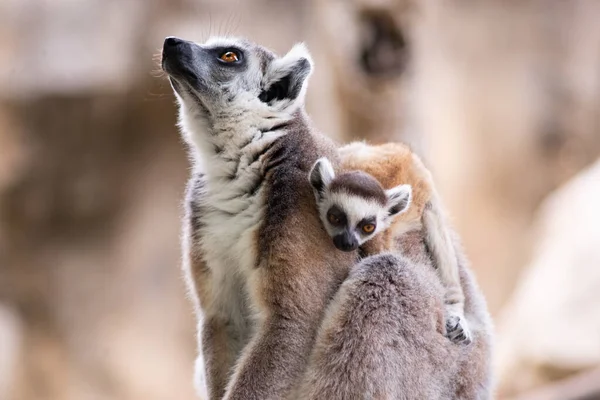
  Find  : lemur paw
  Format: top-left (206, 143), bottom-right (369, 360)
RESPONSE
top-left (445, 314), bottom-right (472, 345)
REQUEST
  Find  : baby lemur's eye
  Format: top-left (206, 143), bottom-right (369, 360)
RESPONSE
top-left (362, 224), bottom-right (376, 234)
top-left (326, 206), bottom-right (346, 226)
top-left (219, 50), bottom-right (240, 63)
top-left (328, 213), bottom-right (340, 225)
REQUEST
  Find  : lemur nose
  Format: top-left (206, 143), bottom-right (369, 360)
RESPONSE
top-left (164, 36), bottom-right (184, 49)
top-left (165, 36), bottom-right (184, 46)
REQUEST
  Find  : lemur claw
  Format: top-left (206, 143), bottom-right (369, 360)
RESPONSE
top-left (445, 314), bottom-right (472, 345)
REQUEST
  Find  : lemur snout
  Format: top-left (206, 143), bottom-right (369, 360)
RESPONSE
top-left (162, 36), bottom-right (188, 60)
top-left (162, 36), bottom-right (200, 81)
top-left (334, 231), bottom-right (358, 252)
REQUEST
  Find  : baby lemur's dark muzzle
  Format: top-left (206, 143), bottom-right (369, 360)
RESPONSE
top-left (333, 231), bottom-right (359, 252)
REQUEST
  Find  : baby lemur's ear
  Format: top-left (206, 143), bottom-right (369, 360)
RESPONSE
top-left (260, 43), bottom-right (313, 104)
top-left (386, 184), bottom-right (412, 216)
top-left (309, 157), bottom-right (335, 199)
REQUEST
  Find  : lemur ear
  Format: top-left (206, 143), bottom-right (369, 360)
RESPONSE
top-left (309, 157), bottom-right (335, 198)
top-left (386, 184), bottom-right (412, 216)
top-left (260, 43), bottom-right (313, 104)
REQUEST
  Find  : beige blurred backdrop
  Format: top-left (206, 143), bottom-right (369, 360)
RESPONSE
top-left (1, 0), bottom-right (599, 399)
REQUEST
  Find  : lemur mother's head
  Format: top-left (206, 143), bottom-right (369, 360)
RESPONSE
top-left (161, 36), bottom-right (313, 122)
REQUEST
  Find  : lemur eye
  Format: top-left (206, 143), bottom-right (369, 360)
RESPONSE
top-left (362, 224), bottom-right (376, 234)
top-left (219, 51), bottom-right (239, 63)
top-left (328, 213), bottom-right (340, 224)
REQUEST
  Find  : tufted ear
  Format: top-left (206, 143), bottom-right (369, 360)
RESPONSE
top-left (385, 184), bottom-right (412, 216)
top-left (309, 157), bottom-right (335, 199)
top-left (260, 43), bottom-right (313, 104)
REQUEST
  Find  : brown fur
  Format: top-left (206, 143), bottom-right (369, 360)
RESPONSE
top-left (339, 142), bottom-right (432, 226)
top-left (329, 171), bottom-right (388, 206)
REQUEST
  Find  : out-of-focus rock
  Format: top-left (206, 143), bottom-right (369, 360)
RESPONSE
top-left (0, 108), bottom-right (26, 191)
top-left (495, 157), bottom-right (600, 397)
top-left (308, 0), bottom-right (422, 152)
top-left (0, 0), bottom-right (149, 97)
top-left (509, 368), bottom-right (600, 400)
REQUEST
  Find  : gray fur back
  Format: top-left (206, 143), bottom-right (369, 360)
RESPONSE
top-left (296, 232), bottom-right (493, 399)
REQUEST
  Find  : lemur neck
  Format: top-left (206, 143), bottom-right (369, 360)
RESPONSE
top-left (192, 109), bottom-right (294, 183)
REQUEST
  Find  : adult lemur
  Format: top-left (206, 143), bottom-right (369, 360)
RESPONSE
top-left (162, 36), bottom-right (492, 399)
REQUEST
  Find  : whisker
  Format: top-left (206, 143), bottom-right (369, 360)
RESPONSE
top-left (151, 48), bottom-right (166, 78)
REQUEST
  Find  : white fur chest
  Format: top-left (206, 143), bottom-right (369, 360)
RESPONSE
top-left (199, 184), bottom-right (264, 275)
top-left (194, 126), bottom-right (285, 277)
top-left (180, 102), bottom-right (290, 322)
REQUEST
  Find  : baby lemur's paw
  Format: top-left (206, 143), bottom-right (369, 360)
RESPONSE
top-left (445, 313), bottom-right (472, 345)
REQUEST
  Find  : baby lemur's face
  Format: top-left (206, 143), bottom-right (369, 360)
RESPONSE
top-left (309, 158), bottom-right (412, 252)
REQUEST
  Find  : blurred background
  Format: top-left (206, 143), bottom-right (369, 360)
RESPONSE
top-left (0, 0), bottom-right (599, 399)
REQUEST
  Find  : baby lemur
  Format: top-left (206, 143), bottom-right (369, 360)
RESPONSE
top-left (309, 147), bottom-right (471, 344)
top-left (309, 157), bottom-right (412, 252)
